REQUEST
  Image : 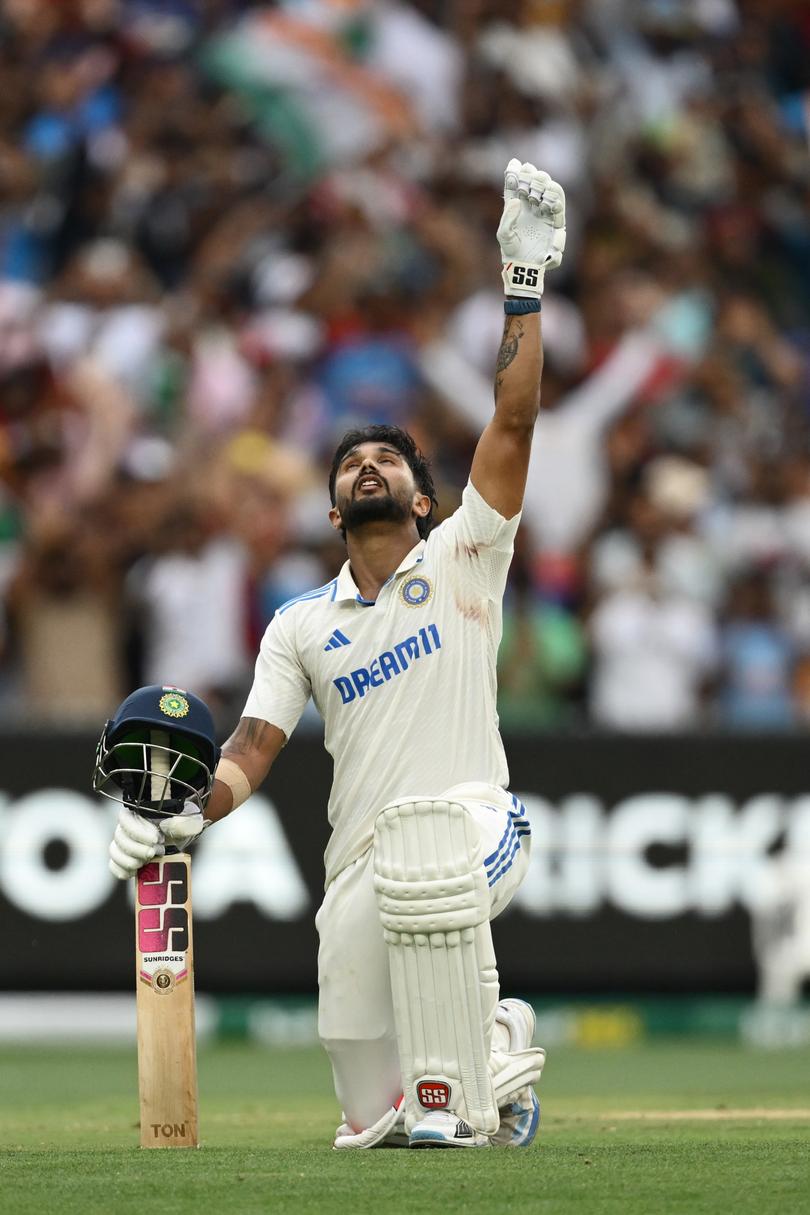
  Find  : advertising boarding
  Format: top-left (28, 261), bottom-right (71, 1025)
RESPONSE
top-left (1, 731), bottom-right (808, 995)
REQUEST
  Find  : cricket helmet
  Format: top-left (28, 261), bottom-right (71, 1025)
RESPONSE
top-left (93, 685), bottom-right (220, 817)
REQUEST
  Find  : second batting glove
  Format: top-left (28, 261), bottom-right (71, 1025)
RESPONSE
top-left (159, 806), bottom-right (207, 853)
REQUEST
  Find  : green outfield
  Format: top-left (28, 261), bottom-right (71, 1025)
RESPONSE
top-left (2, 1040), bottom-right (808, 1214)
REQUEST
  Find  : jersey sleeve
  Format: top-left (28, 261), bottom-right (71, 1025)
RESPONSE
top-left (241, 610), bottom-right (311, 738)
top-left (434, 478), bottom-right (521, 599)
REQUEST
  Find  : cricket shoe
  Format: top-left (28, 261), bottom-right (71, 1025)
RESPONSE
top-left (491, 998), bottom-right (542, 1148)
top-left (409, 1111), bottom-right (490, 1149)
top-left (491, 1090), bottom-right (540, 1148)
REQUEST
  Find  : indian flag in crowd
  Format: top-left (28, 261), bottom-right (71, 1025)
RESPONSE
top-left (202, 3), bottom-right (417, 183)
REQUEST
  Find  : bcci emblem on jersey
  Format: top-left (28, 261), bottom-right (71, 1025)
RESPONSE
top-left (400, 575), bottom-right (433, 607)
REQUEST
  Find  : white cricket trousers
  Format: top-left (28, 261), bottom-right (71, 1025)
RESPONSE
top-left (315, 783), bottom-right (531, 1131)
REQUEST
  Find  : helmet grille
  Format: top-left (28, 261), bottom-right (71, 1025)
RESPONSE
top-left (95, 726), bottom-right (213, 815)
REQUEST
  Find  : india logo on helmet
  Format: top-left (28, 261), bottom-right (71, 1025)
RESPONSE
top-left (158, 690), bottom-right (190, 719)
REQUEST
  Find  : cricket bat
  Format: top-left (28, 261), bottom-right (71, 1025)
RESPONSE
top-left (134, 733), bottom-right (199, 1148)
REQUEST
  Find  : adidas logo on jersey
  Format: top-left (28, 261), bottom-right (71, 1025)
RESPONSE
top-left (323, 629), bottom-right (352, 651)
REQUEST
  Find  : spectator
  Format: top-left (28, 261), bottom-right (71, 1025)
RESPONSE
top-left (126, 498), bottom-right (250, 711)
top-left (716, 570), bottom-right (797, 730)
top-left (588, 485), bottom-right (720, 730)
top-left (8, 513), bottom-right (124, 721)
top-left (497, 528), bottom-right (585, 731)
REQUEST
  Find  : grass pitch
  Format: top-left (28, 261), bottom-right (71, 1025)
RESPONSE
top-left (2, 1039), bottom-right (808, 1214)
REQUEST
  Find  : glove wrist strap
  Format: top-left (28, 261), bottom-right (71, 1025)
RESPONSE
top-left (501, 259), bottom-right (545, 298)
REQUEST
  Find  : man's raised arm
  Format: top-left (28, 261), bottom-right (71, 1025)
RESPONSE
top-left (470, 160), bottom-right (566, 519)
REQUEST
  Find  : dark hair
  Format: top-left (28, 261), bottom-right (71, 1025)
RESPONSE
top-left (328, 425), bottom-right (438, 540)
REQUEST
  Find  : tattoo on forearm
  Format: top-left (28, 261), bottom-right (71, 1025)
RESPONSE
top-left (495, 317), bottom-right (524, 390)
top-left (223, 717), bottom-right (271, 755)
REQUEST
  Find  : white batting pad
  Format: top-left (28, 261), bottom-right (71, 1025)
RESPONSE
top-left (373, 799), bottom-right (500, 1136)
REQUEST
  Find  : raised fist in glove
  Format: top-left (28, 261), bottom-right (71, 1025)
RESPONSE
top-left (108, 803), bottom-right (206, 880)
top-left (497, 159), bottom-right (566, 298)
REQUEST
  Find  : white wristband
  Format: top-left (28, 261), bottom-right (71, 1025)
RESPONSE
top-left (215, 757), bottom-right (253, 810)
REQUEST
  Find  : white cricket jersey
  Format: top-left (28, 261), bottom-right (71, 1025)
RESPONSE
top-left (242, 479), bottom-right (521, 887)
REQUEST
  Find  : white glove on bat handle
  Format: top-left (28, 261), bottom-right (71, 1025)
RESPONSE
top-left (108, 804), bottom-right (206, 880)
top-left (159, 808), bottom-right (206, 853)
top-left (497, 158), bottom-right (566, 298)
top-left (109, 806), bottom-right (164, 880)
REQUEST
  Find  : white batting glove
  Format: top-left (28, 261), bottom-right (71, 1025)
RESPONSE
top-left (108, 804), bottom-right (207, 880)
top-left (497, 159), bottom-right (566, 298)
top-left (159, 805), bottom-right (206, 853)
top-left (109, 806), bottom-right (164, 880)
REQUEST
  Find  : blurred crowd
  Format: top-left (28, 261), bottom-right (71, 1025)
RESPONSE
top-left (1, 0), bottom-right (809, 732)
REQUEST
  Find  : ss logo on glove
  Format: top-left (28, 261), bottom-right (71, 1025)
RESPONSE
top-left (509, 265), bottom-right (540, 287)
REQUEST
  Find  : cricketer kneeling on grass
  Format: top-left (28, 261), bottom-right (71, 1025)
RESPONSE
top-left (107, 158), bottom-right (566, 1150)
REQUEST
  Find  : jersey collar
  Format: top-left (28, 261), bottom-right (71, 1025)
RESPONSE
top-left (334, 540), bottom-right (427, 604)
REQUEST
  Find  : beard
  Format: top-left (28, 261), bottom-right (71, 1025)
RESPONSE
top-left (339, 485), bottom-right (412, 533)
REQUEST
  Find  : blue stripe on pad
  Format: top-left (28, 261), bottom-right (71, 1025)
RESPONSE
top-left (484, 820), bottom-right (512, 868)
top-left (488, 855), bottom-right (515, 887)
top-left (482, 795), bottom-right (532, 887)
top-left (485, 821), bottom-right (517, 872)
top-left (488, 838), bottom-right (521, 886)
